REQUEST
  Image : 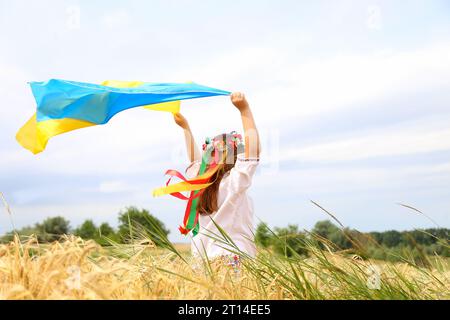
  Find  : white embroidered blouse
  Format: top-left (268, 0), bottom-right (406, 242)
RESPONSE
top-left (185, 153), bottom-right (259, 258)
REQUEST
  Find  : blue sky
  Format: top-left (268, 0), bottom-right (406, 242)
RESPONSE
top-left (0, 0), bottom-right (449, 242)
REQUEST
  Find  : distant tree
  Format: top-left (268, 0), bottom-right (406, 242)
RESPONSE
top-left (97, 222), bottom-right (119, 245)
top-left (73, 220), bottom-right (118, 245)
top-left (426, 243), bottom-right (449, 257)
top-left (381, 230), bottom-right (403, 247)
top-left (0, 225), bottom-right (38, 242)
top-left (367, 246), bottom-right (387, 261)
top-left (117, 207), bottom-right (169, 245)
top-left (311, 220), bottom-right (341, 249)
top-left (74, 220), bottom-right (97, 240)
top-left (406, 230), bottom-right (432, 246)
top-left (312, 220), bottom-right (340, 239)
top-left (328, 228), bottom-right (353, 250)
top-left (427, 228), bottom-right (449, 241)
top-left (255, 222), bottom-right (272, 247)
top-left (369, 231), bottom-right (383, 244)
top-left (99, 222), bottom-right (115, 237)
top-left (36, 216), bottom-right (71, 242)
top-left (273, 224), bottom-right (308, 257)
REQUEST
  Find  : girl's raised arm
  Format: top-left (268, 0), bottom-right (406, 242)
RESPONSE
top-left (173, 113), bottom-right (201, 163)
top-left (231, 92), bottom-right (260, 159)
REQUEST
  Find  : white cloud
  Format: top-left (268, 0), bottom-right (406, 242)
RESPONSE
top-left (264, 43), bottom-right (450, 120)
top-left (166, 42), bottom-right (450, 132)
top-left (254, 159), bottom-right (450, 196)
top-left (99, 181), bottom-right (135, 193)
top-left (0, 61), bottom-right (34, 121)
top-left (281, 117), bottom-right (450, 163)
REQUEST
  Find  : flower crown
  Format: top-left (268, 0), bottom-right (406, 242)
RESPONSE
top-left (202, 131), bottom-right (244, 153)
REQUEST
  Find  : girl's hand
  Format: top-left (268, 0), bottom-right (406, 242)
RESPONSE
top-left (232, 91), bottom-right (260, 158)
top-left (173, 112), bottom-right (190, 130)
top-left (174, 112), bottom-right (200, 162)
top-left (231, 92), bottom-right (249, 112)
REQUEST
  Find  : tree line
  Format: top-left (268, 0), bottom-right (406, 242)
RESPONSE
top-left (1, 207), bottom-right (448, 262)
top-left (255, 220), bottom-right (449, 262)
top-left (0, 206), bottom-right (169, 246)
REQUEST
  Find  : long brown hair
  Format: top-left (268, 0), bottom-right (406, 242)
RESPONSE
top-left (198, 134), bottom-right (238, 215)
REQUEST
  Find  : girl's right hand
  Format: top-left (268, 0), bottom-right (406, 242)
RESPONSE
top-left (173, 113), bottom-right (190, 129)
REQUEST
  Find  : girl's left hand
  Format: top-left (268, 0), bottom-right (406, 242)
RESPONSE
top-left (231, 92), bottom-right (249, 112)
top-left (173, 113), bottom-right (190, 129)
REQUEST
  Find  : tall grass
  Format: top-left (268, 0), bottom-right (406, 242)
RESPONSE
top-left (1, 195), bottom-right (447, 300)
top-left (0, 227), bottom-right (447, 300)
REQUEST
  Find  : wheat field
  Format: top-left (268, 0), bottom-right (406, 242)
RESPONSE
top-left (0, 234), bottom-right (448, 300)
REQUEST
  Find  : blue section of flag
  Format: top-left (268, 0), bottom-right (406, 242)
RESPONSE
top-left (30, 79), bottom-right (230, 124)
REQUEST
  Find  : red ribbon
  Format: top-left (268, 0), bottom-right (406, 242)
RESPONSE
top-left (162, 168), bottom-right (210, 235)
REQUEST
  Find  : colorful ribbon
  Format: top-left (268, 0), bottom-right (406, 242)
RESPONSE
top-left (153, 133), bottom-right (242, 236)
top-left (153, 147), bottom-right (219, 236)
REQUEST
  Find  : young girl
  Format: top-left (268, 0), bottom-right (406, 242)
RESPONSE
top-left (173, 92), bottom-right (260, 259)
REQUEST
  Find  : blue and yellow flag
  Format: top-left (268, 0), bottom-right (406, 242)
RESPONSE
top-left (16, 79), bottom-right (230, 154)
